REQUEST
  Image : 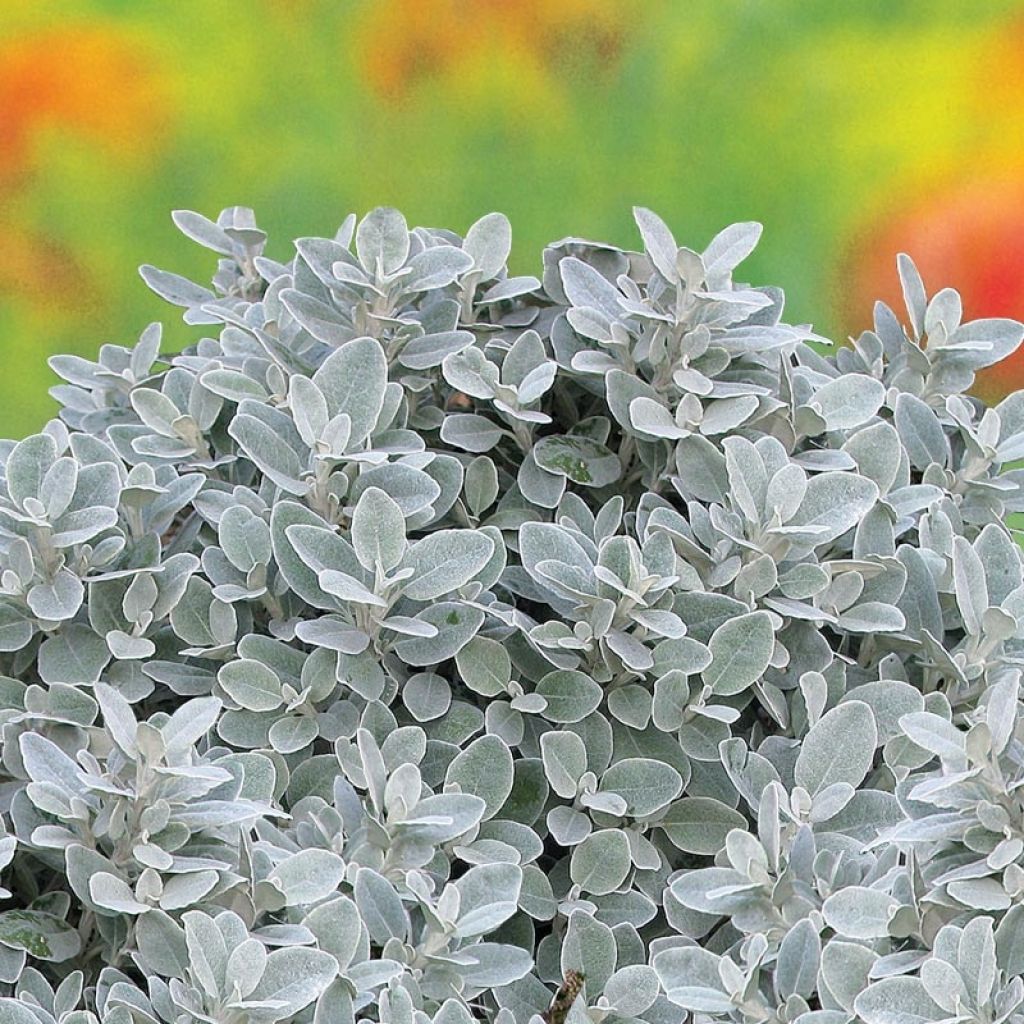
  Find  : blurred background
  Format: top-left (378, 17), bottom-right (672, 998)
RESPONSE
top-left (2, 0), bottom-right (1024, 435)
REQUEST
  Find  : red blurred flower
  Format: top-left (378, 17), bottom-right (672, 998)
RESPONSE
top-left (844, 179), bottom-right (1024, 403)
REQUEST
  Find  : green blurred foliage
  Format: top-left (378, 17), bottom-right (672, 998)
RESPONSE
top-left (0, 0), bottom-right (1022, 434)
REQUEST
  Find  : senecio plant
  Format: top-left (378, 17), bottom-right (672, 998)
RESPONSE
top-left (0, 205), bottom-right (1023, 1024)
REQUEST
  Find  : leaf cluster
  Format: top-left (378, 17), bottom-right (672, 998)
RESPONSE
top-left (0, 205), bottom-right (1023, 1023)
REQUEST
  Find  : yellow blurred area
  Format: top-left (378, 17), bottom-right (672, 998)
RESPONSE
top-left (2, 1), bottom-right (1024, 434)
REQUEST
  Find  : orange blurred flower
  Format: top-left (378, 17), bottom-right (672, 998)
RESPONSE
top-left (0, 224), bottom-right (90, 312)
top-left (352, 0), bottom-right (628, 103)
top-left (0, 25), bottom-right (170, 181)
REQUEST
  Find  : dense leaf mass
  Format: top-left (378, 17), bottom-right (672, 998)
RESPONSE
top-left (1, 206), bottom-right (1023, 1023)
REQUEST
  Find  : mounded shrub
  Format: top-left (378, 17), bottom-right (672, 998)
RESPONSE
top-left (1, 205), bottom-right (1023, 1024)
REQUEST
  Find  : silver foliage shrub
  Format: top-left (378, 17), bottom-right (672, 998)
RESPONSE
top-left (1, 204), bottom-right (1023, 1024)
